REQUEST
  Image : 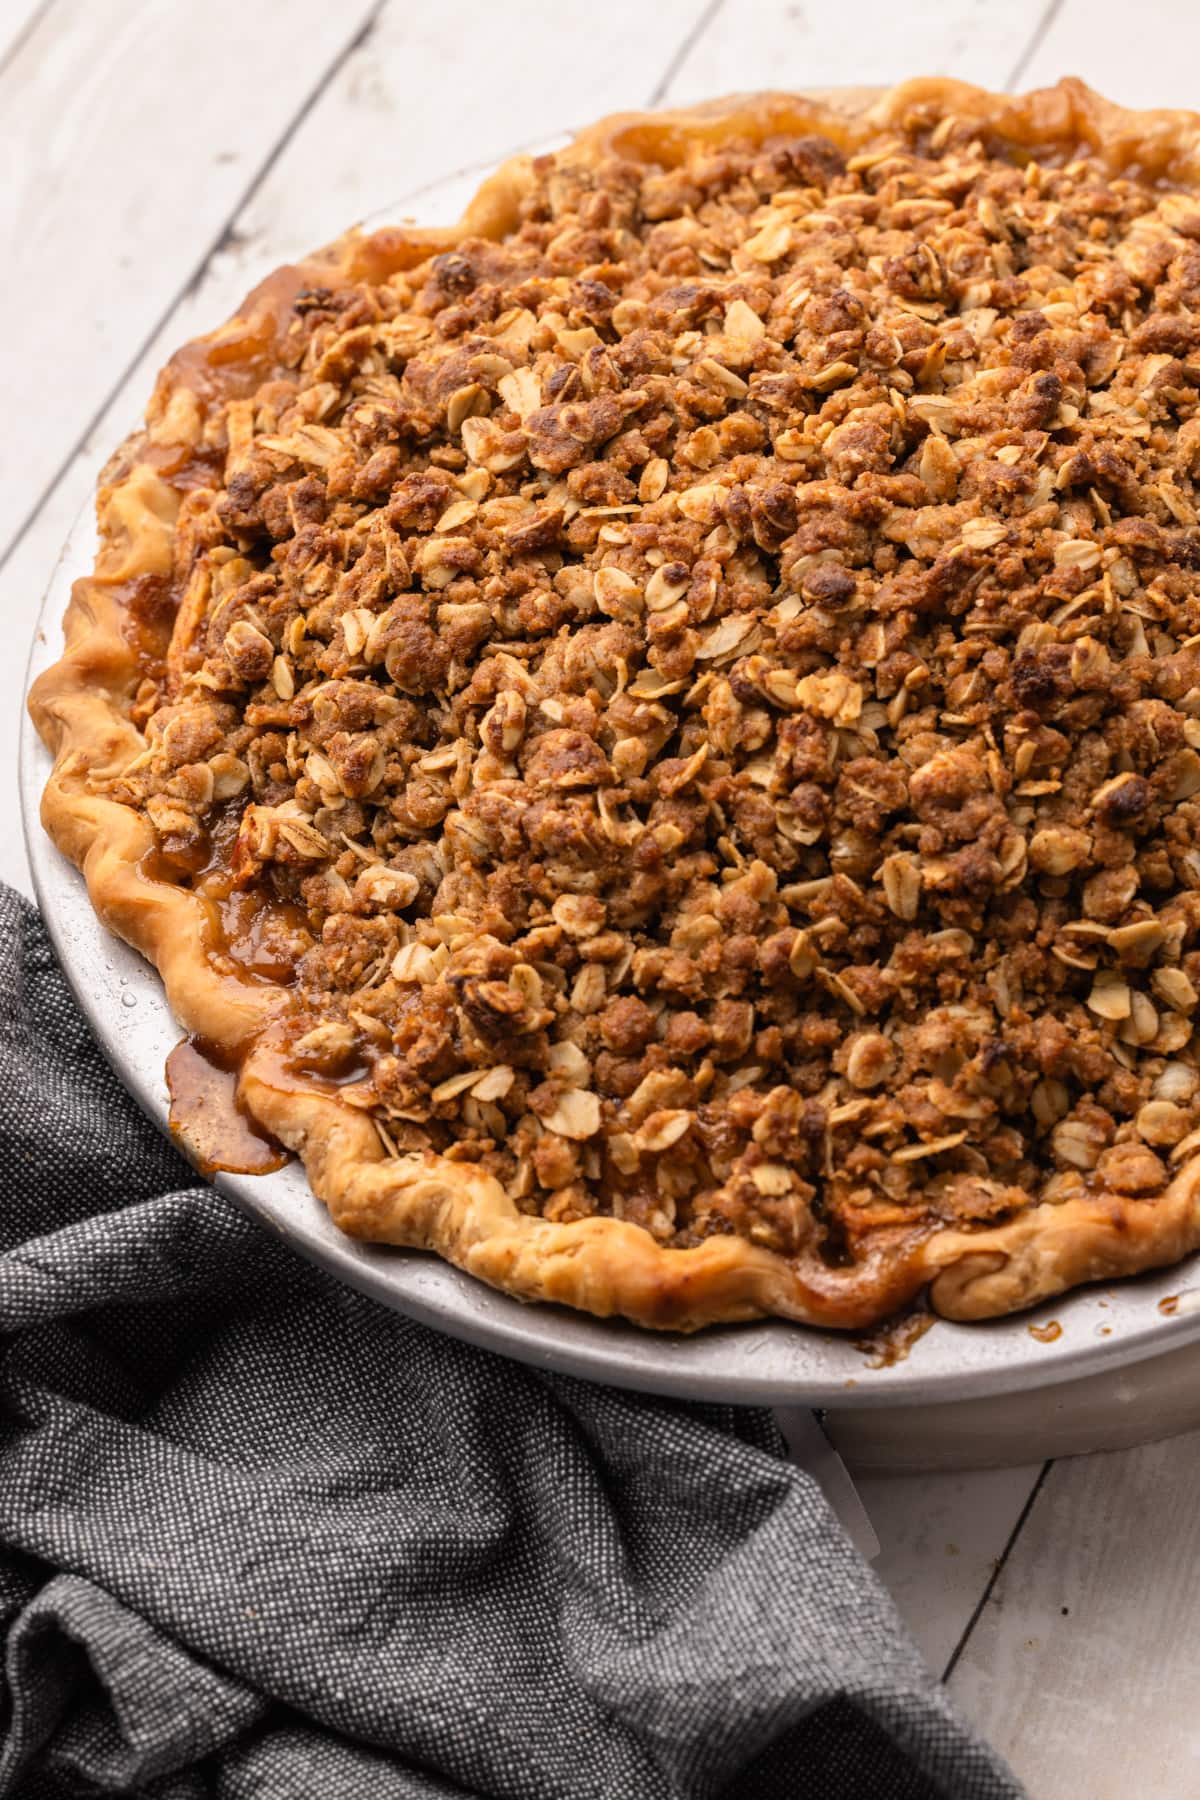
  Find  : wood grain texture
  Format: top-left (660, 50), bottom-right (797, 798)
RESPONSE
top-left (0, 0), bottom-right (52, 73)
top-left (220, 0), bottom-right (709, 265)
top-left (949, 1432), bottom-right (1200, 1795)
top-left (655, 0), bottom-right (1051, 103)
top-left (0, 0), bottom-right (722, 901)
top-left (12, 9), bottom-right (1200, 1791)
top-left (857, 1465), bottom-right (1042, 1672)
top-left (1018, 0), bottom-right (1200, 108)
top-left (0, 0), bottom-right (379, 557)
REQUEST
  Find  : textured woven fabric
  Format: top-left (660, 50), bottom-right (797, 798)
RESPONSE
top-left (0, 886), bottom-right (1022, 1798)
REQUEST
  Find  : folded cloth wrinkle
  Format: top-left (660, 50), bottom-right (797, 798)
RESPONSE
top-left (2, 1574), bottom-right (265, 1792)
top-left (0, 886), bottom-right (1023, 1799)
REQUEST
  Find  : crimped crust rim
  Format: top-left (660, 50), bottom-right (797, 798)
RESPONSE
top-left (29, 76), bottom-right (1200, 1332)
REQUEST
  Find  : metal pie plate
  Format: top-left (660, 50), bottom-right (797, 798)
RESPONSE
top-left (20, 155), bottom-right (1200, 1409)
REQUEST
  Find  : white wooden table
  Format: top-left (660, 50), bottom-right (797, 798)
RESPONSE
top-left (6, 5), bottom-right (1200, 1792)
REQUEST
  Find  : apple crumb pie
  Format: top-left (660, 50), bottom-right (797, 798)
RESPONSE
top-left (32, 78), bottom-right (1200, 1330)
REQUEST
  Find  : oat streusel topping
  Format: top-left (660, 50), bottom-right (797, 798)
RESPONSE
top-left (121, 109), bottom-right (1200, 1269)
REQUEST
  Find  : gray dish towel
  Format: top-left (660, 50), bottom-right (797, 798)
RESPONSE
top-left (0, 885), bottom-right (1021, 1799)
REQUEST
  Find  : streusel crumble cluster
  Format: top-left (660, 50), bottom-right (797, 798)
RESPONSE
top-left (119, 108), bottom-right (1200, 1268)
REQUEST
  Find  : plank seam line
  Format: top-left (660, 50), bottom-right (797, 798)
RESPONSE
top-left (648, 0), bottom-right (727, 106)
top-left (940, 1460), bottom-right (1053, 1683)
top-left (1005, 0), bottom-right (1066, 92)
top-left (0, 0), bottom-right (387, 584)
top-left (0, 0), bottom-right (57, 84)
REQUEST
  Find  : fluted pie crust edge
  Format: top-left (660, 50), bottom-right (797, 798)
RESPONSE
top-left (30, 76), bottom-right (1200, 1332)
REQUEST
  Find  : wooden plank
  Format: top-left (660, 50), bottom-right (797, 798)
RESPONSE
top-left (949, 1432), bottom-right (1200, 1796)
top-left (2, 0), bottom-right (727, 899)
top-left (210, 0), bottom-right (706, 270)
top-left (0, 0), bottom-right (380, 558)
top-left (0, 0), bottom-right (51, 73)
top-left (9, 22), bottom-right (1190, 1800)
top-left (6, 17), bottom-right (1049, 1696)
top-left (916, 2), bottom-right (1200, 1756)
top-left (857, 1465), bottom-right (1042, 1673)
top-left (655, 0), bottom-right (1051, 104)
top-left (1017, 0), bottom-right (1200, 107)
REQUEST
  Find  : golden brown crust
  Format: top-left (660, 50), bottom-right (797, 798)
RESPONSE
top-left (30, 76), bottom-right (1200, 1331)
